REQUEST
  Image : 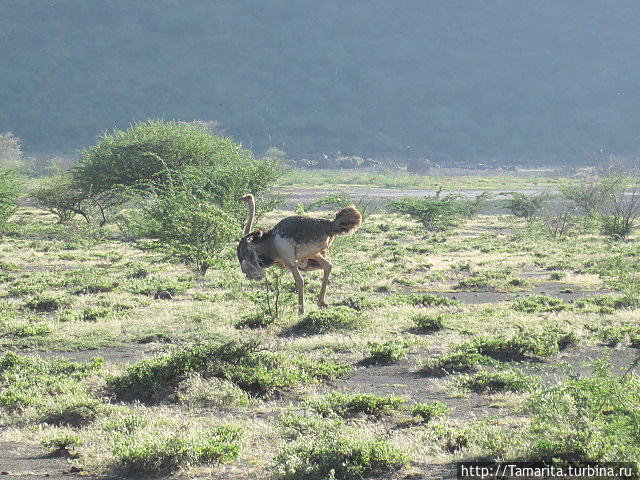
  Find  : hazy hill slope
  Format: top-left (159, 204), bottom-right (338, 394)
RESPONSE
top-left (2, 0), bottom-right (640, 162)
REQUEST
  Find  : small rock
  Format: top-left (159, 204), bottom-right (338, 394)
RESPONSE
top-left (70, 466), bottom-right (83, 473)
top-left (154, 290), bottom-right (173, 300)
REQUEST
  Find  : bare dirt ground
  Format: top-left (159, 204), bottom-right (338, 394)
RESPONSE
top-left (0, 442), bottom-right (90, 480)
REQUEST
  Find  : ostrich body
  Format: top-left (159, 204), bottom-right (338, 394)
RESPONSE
top-left (237, 194), bottom-right (362, 314)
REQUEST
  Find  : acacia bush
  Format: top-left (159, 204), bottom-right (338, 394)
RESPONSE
top-left (31, 173), bottom-right (90, 223)
top-left (559, 175), bottom-right (623, 217)
top-left (388, 190), bottom-right (488, 231)
top-left (73, 121), bottom-right (237, 193)
top-left (503, 191), bottom-right (549, 219)
top-left (0, 132), bottom-right (22, 169)
top-left (0, 168), bottom-right (19, 228)
top-left (598, 181), bottom-right (639, 240)
top-left (69, 120), bottom-right (281, 268)
top-left (129, 173), bottom-right (238, 274)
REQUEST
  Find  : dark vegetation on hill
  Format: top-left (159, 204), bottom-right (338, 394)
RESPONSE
top-left (2, 0), bottom-right (640, 164)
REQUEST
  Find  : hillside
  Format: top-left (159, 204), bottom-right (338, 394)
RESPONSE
top-left (2, 0), bottom-right (640, 163)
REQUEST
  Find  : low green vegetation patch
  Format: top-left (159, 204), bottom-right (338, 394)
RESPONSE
top-left (476, 359), bottom-right (640, 462)
top-left (422, 351), bottom-right (490, 377)
top-left (454, 271), bottom-right (529, 291)
top-left (388, 192), bottom-right (486, 231)
top-left (305, 391), bottom-right (405, 418)
top-left (0, 352), bottom-right (104, 425)
top-left (410, 401), bottom-right (452, 423)
top-left (412, 313), bottom-right (446, 332)
top-left (276, 432), bottom-right (408, 480)
top-left (411, 293), bottom-right (460, 307)
top-left (124, 277), bottom-right (191, 296)
top-left (296, 306), bottom-right (365, 333)
top-left (455, 368), bottom-right (535, 393)
top-left (587, 325), bottom-right (640, 348)
top-left (460, 327), bottom-right (576, 361)
top-left (511, 295), bottom-right (569, 313)
top-left (235, 312), bottom-right (277, 329)
top-left (41, 432), bottom-right (83, 456)
top-left (366, 339), bottom-right (410, 364)
top-left (107, 340), bottom-right (350, 400)
top-left (24, 293), bottom-right (73, 312)
top-left (575, 294), bottom-right (639, 314)
top-left (112, 425), bottom-right (243, 473)
top-left (176, 375), bottom-right (251, 410)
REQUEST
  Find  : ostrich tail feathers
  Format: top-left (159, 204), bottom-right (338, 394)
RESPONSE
top-left (331, 205), bottom-right (362, 235)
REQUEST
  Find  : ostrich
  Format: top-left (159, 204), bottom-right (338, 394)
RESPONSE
top-left (237, 194), bottom-right (362, 314)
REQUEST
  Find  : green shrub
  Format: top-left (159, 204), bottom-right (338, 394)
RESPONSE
top-left (410, 401), bottom-right (452, 423)
top-left (101, 412), bottom-right (148, 434)
top-left (236, 312), bottom-right (276, 329)
top-left (503, 192), bottom-right (549, 219)
top-left (73, 120), bottom-right (281, 233)
top-left (0, 353), bottom-right (103, 416)
top-left (306, 392), bottom-right (405, 417)
top-left (176, 375), bottom-right (251, 409)
top-left (456, 369), bottom-right (535, 393)
top-left (0, 318), bottom-right (52, 337)
top-left (41, 432), bottom-right (83, 456)
top-left (595, 326), bottom-right (627, 347)
top-left (597, 179), bottom-right (639, 240)
top-left (366, 340), bottom-right (409, 364)
top-left (73, 120), bottom-right (266, 194)
top-left (276, 433), bottom-right (408, 480)
top-left (107, 340), bottom-right (350, 400)
top-left (411, 293), bottom-right (459, 307)
top-left (334, 295), bottom-right (376, 311)
top-left (559, 175), bottom-right (623, 216)
top-left (479, 359), bottom-right (640, 462)
top-left (279, 411), bottom-right (345, 437)
top-left (125, 277), bottom-right (190, 296)
top-left (72, 276), bottom-right (119, 295)
top-left (31, 173), bottom-right (90, 223)
top-left (38, 393), bottom-right (106, 426)
top-left (422, 351), bottom-right (489, 377)
top-left (629, 330), bottom-right (640, 348)
top-left (80, 306), bottom-right (111, 322)
top-left (113, 425), bottom-right (243, 473)
top-left (128, 175), bottom-right (236, 274)
top-left (297, 307), bottom-right (365, 333)
top-left (461, 328), bottom-right (576, 360)
top-left (576, 294), bottom-right (639, 311)
top-left (388, 191), bottom-right (486, 231)
top-left (412, 313), bottom-right (446, 332)
top-left (0, 167), bottom-right (19, 227)
top-left (24, 293), bottom-right (73, 312)
top-left (511, 295), bottom-right (569, 313)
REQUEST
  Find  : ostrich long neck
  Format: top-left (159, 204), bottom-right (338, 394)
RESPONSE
top-left (243, 197), bottom-right (256, 235)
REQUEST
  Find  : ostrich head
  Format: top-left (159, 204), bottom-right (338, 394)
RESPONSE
top-left (237, 230), bottom-right (272, 281)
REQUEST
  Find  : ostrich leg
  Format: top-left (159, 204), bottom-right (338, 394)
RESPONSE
top-left (289, 265), bottom-right (305, 314)
top-left (308, 254), bottom-right (332, 308)
top-left (272, 235), bottom-right (306, 314)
